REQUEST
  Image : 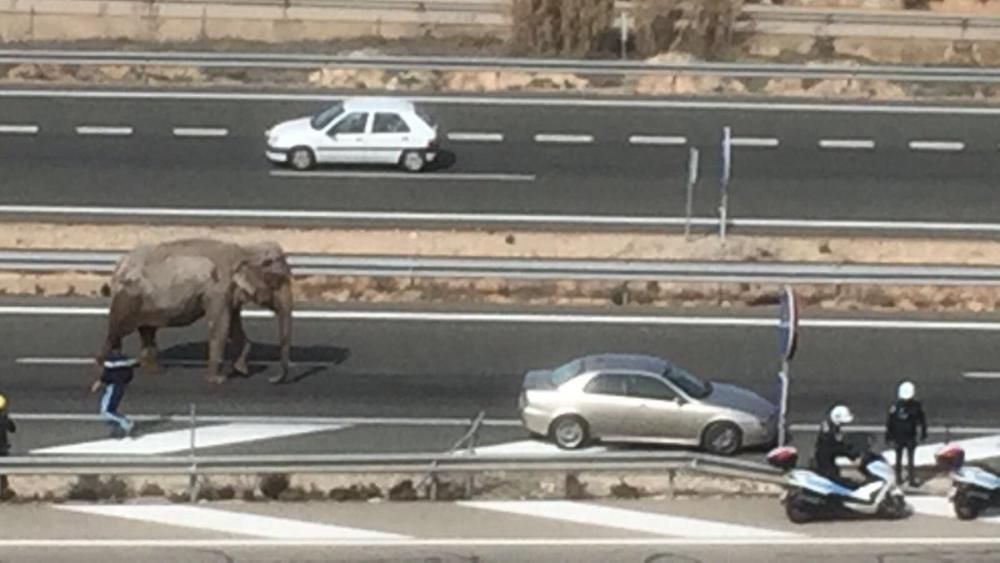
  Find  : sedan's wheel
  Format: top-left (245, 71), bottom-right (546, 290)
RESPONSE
top-left (550, 415), bottom-right (589, 450)
top-left (400, 150), bottom-right (426, 172)
top-left (701, 421), bottom-right (743, 456)
top-left (289, 147), bottom-right (315, 171)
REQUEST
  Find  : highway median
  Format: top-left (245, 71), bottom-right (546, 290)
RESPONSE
top-left (3, 221), bottom-right (1000, 314)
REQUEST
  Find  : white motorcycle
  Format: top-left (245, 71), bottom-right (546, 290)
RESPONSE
top-left (936, 443), bottom-right (1000, 520)
top-left (767, 446), bottom-right (911, 524)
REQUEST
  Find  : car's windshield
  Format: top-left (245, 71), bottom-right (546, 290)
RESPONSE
top-left (663, 365), bottom-right (712, 399)
top-left (550, 359), bottom-right (583, 385)
top-left (416, 108), bottom-right (436, 129)
top-left (310, 103), bottom-right (345, 130)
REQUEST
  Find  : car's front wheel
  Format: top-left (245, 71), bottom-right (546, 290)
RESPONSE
top-left (701, 421), bottom-right (743, 456)
top-left (288, 146), bottom-right (315, 171)
top-left (399, 150), bottom-right (426, 172)
top-left (550, 415), bottom-right (589, 450)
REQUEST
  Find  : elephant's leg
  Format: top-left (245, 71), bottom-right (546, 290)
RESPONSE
top-left (205, 304), bottom-right (231, 385)
top-left (229, 308), bottom-right (251, 376)
top-left (137, 326), bottom-right (161, 373)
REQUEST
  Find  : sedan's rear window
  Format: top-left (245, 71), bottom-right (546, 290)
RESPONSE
top-left (550, 359), bottom-right (583, 385)
top-left (416, 108), bottom-right (437, 128)
top-left (310, 103), bottom-right (345, 130)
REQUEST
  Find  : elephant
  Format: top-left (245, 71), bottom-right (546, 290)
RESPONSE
top-left (96, 238), bottom-right (294, 384)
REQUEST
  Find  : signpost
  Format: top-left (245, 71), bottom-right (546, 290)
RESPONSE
top-left (685, 146), bottom-right (699, 240)
top-left (777, 285), bottom-right (798, 447)
top-left (719, 126), bottom-right (732, 240)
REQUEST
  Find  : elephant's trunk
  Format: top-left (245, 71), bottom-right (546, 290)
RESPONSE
top-left (273, 281), bottom-right (293, 383)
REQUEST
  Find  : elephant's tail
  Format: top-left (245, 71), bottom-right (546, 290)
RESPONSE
top-left (100, 283), bottom-right (111, 297)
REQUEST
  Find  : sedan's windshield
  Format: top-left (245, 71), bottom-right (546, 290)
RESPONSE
top-left (550, 359), bottom-right (583, 385)
top-left (310, 103), bottom-right (345, 130)
top-left (663, 365), bottom-right (712, 399)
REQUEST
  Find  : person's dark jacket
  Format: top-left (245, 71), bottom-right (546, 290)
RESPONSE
top-left (885, 399), bottom-right (927, 445)
top-left (0, 412), bottom-right (15, 455)
top-left (813, 420), bottom-right (859, 480)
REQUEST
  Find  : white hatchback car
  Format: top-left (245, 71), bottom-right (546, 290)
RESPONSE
top-left (265, 97), bottom-right (440, 172)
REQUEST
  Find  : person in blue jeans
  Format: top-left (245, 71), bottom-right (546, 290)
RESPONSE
top-left (90, 349), bottom-right (136, 438)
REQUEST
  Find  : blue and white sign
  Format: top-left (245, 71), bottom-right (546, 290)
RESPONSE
top-left (778, 285), bottom-right (798, 362)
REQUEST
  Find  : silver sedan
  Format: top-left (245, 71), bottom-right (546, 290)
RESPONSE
top-left (517, 353), bottom-right (778, 456)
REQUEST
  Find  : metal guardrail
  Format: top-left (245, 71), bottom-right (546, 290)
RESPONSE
top-left (741, 5), bottom-right (1000, 29)
top-left (4, 47), bottom-right (1000, 83)
top-left (5, 249), bottom-right (1000, 285)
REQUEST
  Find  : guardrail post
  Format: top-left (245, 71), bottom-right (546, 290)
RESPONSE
top-left (188, 403), bottom-right (199, 503)
top-left (619, 11), bottom-right (629, 60)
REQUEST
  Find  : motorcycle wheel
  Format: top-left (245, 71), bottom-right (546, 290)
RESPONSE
top-left (877, 495), bottom-right (909, 520)
top-left (785, 491), bottom-right (813, 524)
top-left (954, 488), bottom-right (981, 521)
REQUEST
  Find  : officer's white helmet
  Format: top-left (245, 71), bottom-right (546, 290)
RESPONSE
top-left (898, 381), bottom-right (915, 401)
top-left (829, 404), bottom-right (854, 425)
top-left (0, 394), bottom-right (6, 411)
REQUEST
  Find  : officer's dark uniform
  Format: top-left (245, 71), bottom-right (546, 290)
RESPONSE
top-left (886, 398), bottom-right (927, 486)
top-left (812, 419), bottom-right (860, 489)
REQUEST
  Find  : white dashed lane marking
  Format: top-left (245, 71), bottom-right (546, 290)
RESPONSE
top-left (819, 139), bottom-right (875, 150)
top-left (172, 127), bottom-right (229, 138)
top-left (533, 133), bottom-right (594, 144)
top-left (909, 140), bottom-right (965, 152)
top-left (0, 124), bottom-right (39, 134)
top-left (730, 137), bottom-right (780, 148)
top-left (628, 135), bottom-right (687, 146)
top-left (446, 132), bottom-right (504, 142)
top-left (75, 125), bottom-right (133, 136)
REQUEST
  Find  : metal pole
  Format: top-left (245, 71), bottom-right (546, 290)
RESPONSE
top-left (720, 126), bottom-right (732, 241)
top-left (685, 146), bottom-right (699, 240)
top-left (188, 403), bottom-right (197, 503)
top-left (778, 360), bottom-right (790, 447)
top-left (619, 12), bottom-right (628, 60)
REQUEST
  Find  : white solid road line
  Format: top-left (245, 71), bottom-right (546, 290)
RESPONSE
top-left (14, 305), bottom-right (1000, 331)
top-left (14, 88), bottom-right (1000, 116)
top-left (910, 497), bottom-right (1000, 524)
top-left (269, 170), bottom-right (535, 182)
top-left (628, 135), bottom-right (688, 146)
top-left (0, 124), bottom-right (39, 134)
top-left (730, 137), bottom-right (780, 148)
top-left (819, 139), bottom-right (875, 150)
top-left (56, 505), bottom-right (406, 539)
top-left (31, 423), bottom-right (344, 455)
top-left (74, 125), bottom-right (133, 136)
top-left (446, 132), bottom-right (503, 142)
top-left (455, 440), bottom-right (610, 456)
top-left (879, 434), bottom-right (1000, 468)
top-left (459, 501), bottom-right (802, 538)
top-left (10, 204), bottom-right (1000, 234)
top-left (533, 133), bottom-right (594, 144)
top-left (909, 140), bottom-right (965, 151)
top-left (171, 127), bottom-right (229, 137)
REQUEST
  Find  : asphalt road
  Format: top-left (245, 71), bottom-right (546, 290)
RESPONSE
top-left (3, 498), bottom-right (1000, 562)
top-left (3, 298), bottom-right (1000, 427)
top-left (3, 92), bottom-right (1000, 222)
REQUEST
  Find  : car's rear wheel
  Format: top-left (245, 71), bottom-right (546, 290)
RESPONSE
top-left (289, 146), bottom-right (315, 171)
top-left (550, 415), bottom-right (589, 450)
top-left (701, 421), bottom-right (743, 456)
top-left (400, 150), bottom-right (426, 172)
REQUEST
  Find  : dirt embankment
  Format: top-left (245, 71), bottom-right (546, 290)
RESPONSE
top-left (5, 222), bottom-right (1000, 314)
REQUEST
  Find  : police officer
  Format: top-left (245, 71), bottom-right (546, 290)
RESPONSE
top-left (90, 349), bottom-right (136, 438)
top-left (812, 404), bottom-right (861, 488)
top-left (0, 393), bottom-right (15, 498)
top-left (885, 380), bottom-right (927, 487)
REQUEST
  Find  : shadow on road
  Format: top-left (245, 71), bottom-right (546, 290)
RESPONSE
top-left (155, 341), bottom-right (351, 384)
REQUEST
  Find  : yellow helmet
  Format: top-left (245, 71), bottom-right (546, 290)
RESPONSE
top-left (0, 394), bottom-right (6, 411)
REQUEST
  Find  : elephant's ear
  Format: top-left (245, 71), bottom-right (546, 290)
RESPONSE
top-left (232, 260), bottom-right (257, 301)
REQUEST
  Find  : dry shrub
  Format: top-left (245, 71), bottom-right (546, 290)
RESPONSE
top-left (631, 0), bottom-right (743, 59)
top-left (510, 0), bottom-right (617, 56)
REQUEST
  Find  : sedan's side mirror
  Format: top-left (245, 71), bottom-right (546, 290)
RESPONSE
top-left (673, 396), bottom-right (687, 406)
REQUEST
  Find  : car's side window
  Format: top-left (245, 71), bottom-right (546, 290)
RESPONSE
top-left (583, 373), bottom-right (628, 396)
top-left (329, 112), bottom-right (369, 136)
top-left (627, 375), bottom-right (677, 401)
top-left (372, 112), bottom-right (410, 134)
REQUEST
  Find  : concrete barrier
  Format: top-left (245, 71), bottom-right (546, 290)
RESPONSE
top-left (0, 0), bottom-right (511, 43)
